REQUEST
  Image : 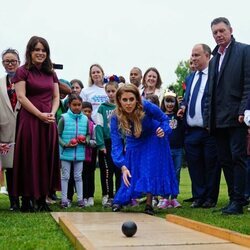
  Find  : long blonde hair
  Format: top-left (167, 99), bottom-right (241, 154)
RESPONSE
top-left (115, 84), bottom-right (145, 137)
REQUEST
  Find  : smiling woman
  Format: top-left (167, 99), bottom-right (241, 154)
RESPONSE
top-left (0, 48), bottom-right (20, 211)
top-left (141, 67), bottom-right (164, 102)
top-left (11, 36), bottom-right (61, 212)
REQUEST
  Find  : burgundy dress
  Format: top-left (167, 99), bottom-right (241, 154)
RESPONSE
top-left (12, 65), bottom-right (61, 199)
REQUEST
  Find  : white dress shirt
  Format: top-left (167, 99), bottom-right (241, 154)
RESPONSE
top-left (187, 67), bottom-right (208, 127)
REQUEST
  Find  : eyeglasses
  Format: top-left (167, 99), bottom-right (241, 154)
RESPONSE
top-left (2, 60), bottom-right (19, 66)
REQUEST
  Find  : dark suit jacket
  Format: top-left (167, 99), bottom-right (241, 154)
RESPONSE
top-left (204, 37), bottom-right (250, 130)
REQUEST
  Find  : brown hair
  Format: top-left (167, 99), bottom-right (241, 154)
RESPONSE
top-left (142, 67), bottom-right (162, 89)
top-left (25, 36), bottom-right (53, 74)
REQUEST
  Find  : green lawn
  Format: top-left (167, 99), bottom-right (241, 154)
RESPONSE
top-left (0, 168), bottom-right (249, 249)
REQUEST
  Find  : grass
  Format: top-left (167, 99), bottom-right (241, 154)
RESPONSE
top-left (0, 167), bottom-right (249, 249)
top-left (164, 168), bottom-right (250, 235)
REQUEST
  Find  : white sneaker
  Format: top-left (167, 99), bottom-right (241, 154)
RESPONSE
top-left (87, 197), bottom-right (94, 207)
top-left (0, 186), bottom-right (8, 195)
top-left (46, 196), bottom-right (56, 205)
top-left (83, 198), bottom-right (88, 206)
top-left (102, 195), bottom-right (108, 206)
top-left (157, 198), bottom-right (165, 208)
top-left (152, 197), bottom-right (159, 207)
top-left (158, 199), bottom-right (172, 209)
top-left (171, 199), bottom-right (182, 208)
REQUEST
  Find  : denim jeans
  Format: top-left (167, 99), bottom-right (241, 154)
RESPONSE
top-left (61, 160), bottom-right (83, 202)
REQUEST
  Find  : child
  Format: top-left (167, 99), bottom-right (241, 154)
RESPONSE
top-left (145, 94), bottom-right (160, 107)
top-left (58, 94), bottom-right (88, 208)
top-left (96, 76), bottom-right (121, 207)
top-left (71, 79), bottom-right (84, 95)
top-left (82, 101), bottom-right (97, 207)
top-left (66, 79), bottom-right (84, 203)
top-left (158, 90), bottom-right (184, 209)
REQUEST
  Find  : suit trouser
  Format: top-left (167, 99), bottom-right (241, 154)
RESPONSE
top-left (215, 127), bottom-right (247, 203)
top-left (246, 157), bottom-right (250, 198)
top-left (184, 127), bottom-right (220, 202)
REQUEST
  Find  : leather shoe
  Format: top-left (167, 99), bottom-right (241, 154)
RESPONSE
top-left (222, 201), bottom-right (243, 215)
top-left (112, 204), bottom-right (121, 212)
top-left (190, 199), bottom-right (203, 208)
top-left (242, 199), bottom-right (249, 207)
top-left (183, 197), bottom-right (194, 202)
top-left (202, 199), bottom-right (216, 208)
top-left (221, 201), bottom-right (233, 212)
top-left (144, 204), bottom-right (154, 216)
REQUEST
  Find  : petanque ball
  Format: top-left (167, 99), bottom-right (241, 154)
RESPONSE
top-left (121, 221), bottom-right (137, 237)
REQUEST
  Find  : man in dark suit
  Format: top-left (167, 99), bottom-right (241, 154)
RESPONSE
top-left (205, 17), bottom-right (250, 214)
top-left (178, 44), bottom-right (220, 209)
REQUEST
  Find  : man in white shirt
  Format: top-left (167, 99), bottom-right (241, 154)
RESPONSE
top-left (178, 44), bottom-right (220, 209)
top-left (129, 67), bottom-right (144, 95)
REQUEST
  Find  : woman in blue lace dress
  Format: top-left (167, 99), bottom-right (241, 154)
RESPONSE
top-left (111, 84), bottom-right (178, 215)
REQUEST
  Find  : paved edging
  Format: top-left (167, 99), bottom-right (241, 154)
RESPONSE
top-left (166, 214), bottom-right (250, 248)
top-left (59, 216), bottom-right (94, 250)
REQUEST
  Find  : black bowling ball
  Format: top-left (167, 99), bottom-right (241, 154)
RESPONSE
top-left (121, 221), bottom-right (137, 237)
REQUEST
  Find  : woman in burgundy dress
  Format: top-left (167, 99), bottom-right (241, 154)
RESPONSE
top-left (12, 36), bottom-right (61, 212)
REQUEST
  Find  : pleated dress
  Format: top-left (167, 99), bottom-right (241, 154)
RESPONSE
top-left (12, 65), bottom-right (61, 199)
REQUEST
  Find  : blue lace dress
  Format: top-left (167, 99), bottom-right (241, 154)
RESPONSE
top-left (111, 100), bottom-right (178, 205)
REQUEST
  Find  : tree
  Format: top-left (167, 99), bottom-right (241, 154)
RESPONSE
top-left (168, 60), bottom-right (191, 98)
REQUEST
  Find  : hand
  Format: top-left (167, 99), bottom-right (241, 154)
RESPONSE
top-left (77, 135), bottom-right (86, 144)
top-left (177, 107), bottom-right (185, 118)
top-left (238, 115), bottom-right (244, 123)
top-left (0, 143), bottom-right (7, 151)
top-left (39, 112), bottom-right (55, 123)
top-left (156, 127), bottom-right (164, 137)
top-left (65, 142), bottom-right (78, 148)
top-left (100, 148), bottom-right (107, 154)
top-left (121, 166), bottom-right (131, 187)
top-left (0, 143), bottom-right (11, 155)
top-left (89, 139), bottom-right (96, 148)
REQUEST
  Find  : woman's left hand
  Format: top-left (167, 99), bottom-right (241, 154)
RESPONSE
top-left (156, 127), bottom-right (164, 137)
top-left (40, 112), bottom-right (55, 123)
